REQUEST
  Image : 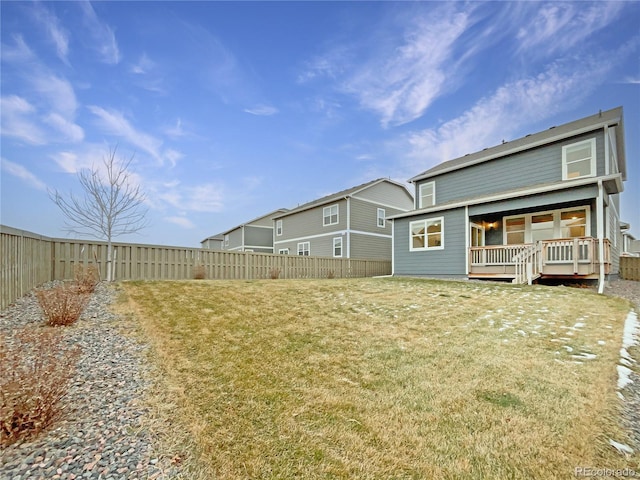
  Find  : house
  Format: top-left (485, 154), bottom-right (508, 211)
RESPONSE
top-left (621, 223), bottom-right (640, 257)
top-left (201, 233), bottom-right (224, 250)
top-left (217, 208), bottom-right (288, 253)
top-left (273, 178), bottom-right (414, 259)
top-left (389, 107), bottom-right (627, 292)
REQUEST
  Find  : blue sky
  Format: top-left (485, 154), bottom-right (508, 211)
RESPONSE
top-left (1, 1), bottom-right (639, 246)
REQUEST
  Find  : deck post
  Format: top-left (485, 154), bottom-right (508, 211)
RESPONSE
top-left (597, 181), bottom-right (605, 294)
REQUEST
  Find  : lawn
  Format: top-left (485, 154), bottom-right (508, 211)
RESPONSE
top-left (119, 277), bottom-right (637, 479)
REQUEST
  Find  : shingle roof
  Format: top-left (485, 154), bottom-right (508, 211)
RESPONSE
top-left (409, 106), bottom-right (625, 183)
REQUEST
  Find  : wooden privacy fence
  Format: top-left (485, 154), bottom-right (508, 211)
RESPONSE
top-left (620, 256), bottom-right (640, 281)
top-left (1, 225), bottom-right (391, 310)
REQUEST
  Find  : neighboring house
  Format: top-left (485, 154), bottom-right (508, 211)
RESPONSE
top-left (389, 107), bottom-right (627, 291)
top-left (219, 208), bottom-right (288, 253)
top-left (273, 178), bottom-right (414, 260)
top-left (621, 223), bottom-right (640, 256)
top-left (201, 233), bottom-right (224, 250)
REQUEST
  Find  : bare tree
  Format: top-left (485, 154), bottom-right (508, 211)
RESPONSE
top-left (50, 147), bottom-right (148, 281)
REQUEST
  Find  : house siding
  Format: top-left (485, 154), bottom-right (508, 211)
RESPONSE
top-left (417, 131), bottom-right (605, 207)
top-left (277, 199), bottom-right (348, 241)
top-left (350, 233), bottom-right (392, 260)
top-left (393, 208), bottom-right (467, 277)
top-left (244, 226), bottom-right (274, 251)
top-left (353, 181), bottom-right (413, 208)
top-left (226, 228), bottom-right (243, 250)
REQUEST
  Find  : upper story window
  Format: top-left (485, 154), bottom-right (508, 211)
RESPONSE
top-left (276, 219), bottom-right (283, 236)
top-left (562, 138), bottom-right (596, 180)
top-left (278, 248), bottom-right (289, 255)
top-left (419, 182), bottom-right (435, 208)
top-left (377, 208), bottom-right (386, 228)
top-left (409, 217), bottom-right (444, 251)
top-left (323, 204), bottom-right (339, 226)
top-left (224, 234), bottom-right (229, 247)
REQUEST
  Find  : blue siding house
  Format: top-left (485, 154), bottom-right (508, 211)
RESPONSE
top-left (390, 107), bottom-right (627, 292)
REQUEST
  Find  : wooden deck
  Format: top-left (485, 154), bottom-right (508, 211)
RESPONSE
top-left (469, 238), bottom-right (611, 284)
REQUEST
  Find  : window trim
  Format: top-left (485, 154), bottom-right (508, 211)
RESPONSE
top-left (419, 181), bottom-right (436, 209)
top-left (297, 241), bottom-right (310, 256)
top-left (323, 204), bottom-right (339, 226)
top-left (377, 208), bottom-right (386, 228)
top-left (562, 138), bottom-right (597, 181)
top-left (278, 248), bottom-right (289, 255)
top-left (409, 216), bottom-right (444, 252)
top-left (333, 237), bottom-right (343, 257)
top-left (224, 234), bottom-right (229, 247)
top-left (276, 219), bottom-right (283, 236)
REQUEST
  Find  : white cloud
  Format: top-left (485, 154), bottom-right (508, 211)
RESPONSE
top-left (44, 113), bottom-right (84, 143)
top-left (244, 104), bottom-right (279, 116)
top-left (163, 148), bottom-right (184, 167)
top-left (88, 106), bottom-right (164, 162)
top-left (30, 72), bottom-right (78, 118)
top-left (1, 35), bottom-right (36, 63)
top-left (156, 182), bottom-right (226, 213)
top-left (516, 2), bottom-right (624, 54)
top-left (0, 95), bottom-right (47, 145)
top-left (78, 1), bottom-right (121, 64)
top-left (1, 157), bottom-right (47, 191)
top-left (130, 53), bottom-right (155, 74)
top-left (165, 216), bottom-right (195, 229)
top-left (31, 3), bottom-right (70, 63)
top-left (164, 118), bottom-right (187, 139)
top-left (401, 56), bottom-right (614, 176)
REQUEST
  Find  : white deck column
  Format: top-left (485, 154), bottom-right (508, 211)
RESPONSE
top-left (597, 180), bottom-right (605, 294)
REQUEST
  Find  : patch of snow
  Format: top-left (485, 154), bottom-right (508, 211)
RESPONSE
top-left (609, 439), bottom-right (634, 455)
top-left (571, 352), bottom-right (596, 360)
top-left (517, 330), bottom-right (527, 336)
top-left (598, 340), bottom-right (605, 345)
top-left (617, 365), bottom-right (633, 390)
top-left (574, 322), bottom-right (586, 328)
top-left (563, 346), bottom-right (574, 353)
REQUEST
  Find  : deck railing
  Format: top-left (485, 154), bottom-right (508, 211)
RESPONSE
top-left (470, 237), bottom-right (611, 281)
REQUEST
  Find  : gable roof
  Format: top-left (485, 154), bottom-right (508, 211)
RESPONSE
top-left (200, 233), bottom-right (224, 243)
top-left (273, 178), bottom-right (411, 219)
top-left (409, 106), bottom-right (626, 183)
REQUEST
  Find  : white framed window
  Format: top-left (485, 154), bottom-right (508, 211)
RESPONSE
top-left (278, 248), bottom-right (289, 255)
top-left (297, 242), bottom-right (310, 256)
top-left (276, 220), bottom-right (283, 236)
top-left (224, 234), bottom-right (229, 247)
top-left (333, 237), bottom-right (343, 257)
top-left (377, 208), bottom-right (386, 228)
top-left (504, 206), bottom-right (590, 244)
top-left (419, 182), bottom-right (435, 208)
top-left (409, 217), bottom-right (444, 251)
top-left (562, 138), bottom-right (596, 180)
top-left (323, 204), bottom-right (339, 226)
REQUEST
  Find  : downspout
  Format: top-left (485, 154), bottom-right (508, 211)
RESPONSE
top-left (597, 180), bottom-right (605, 294)
top-left (465, 205), bottom-right (470, 278)
top-left (345, 196), bottom-right (351, 258)
top-left (391, 218), bottom-right (395, 276)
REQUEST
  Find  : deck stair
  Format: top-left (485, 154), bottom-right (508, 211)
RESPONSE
top-left (512, 242), bottom-right (542, 285)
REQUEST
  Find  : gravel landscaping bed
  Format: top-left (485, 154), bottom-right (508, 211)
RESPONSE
top-left (1, 279), bottom-right (638, 479)
top-left (0, 282), bottom-right (184, 480)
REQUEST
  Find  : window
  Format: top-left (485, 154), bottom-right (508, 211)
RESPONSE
top-left (279, 248), bottom-right (289, 255)
top-left (224, 234), bottom-right (229, 247)
top-left (333, 237), bottom-right (343, 257)
top-left (504, 207), bottom-right (590, 244)
top-left (419, 182), bottom-right (435, 208)
top-left (562, 138), bottom-right (596, 180)
top-left (409, 217), bottom-right (444, 251)
top-left (560, 210), bottom-right (586, 238)
top-left (276, 220), bottom-right (283, 236)
top-left (297, 242), bottom-right (310, 256)
top-left (323, 204), bottom-right (339, 226)
top-left (505, 217), bottom-right (525, 244)
top-left (377, 208), bottom-right (386, 228)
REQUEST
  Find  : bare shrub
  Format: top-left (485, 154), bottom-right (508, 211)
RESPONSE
top-left (36, 285), bottom-right (90, 327)
top-left (193, 265), bottom-right (206, 280)
top-left (326, 270), bottom-right (335, 279)
top-left (269, 267), bottom-right (281, 280)
top-left (74, 264), bottom-right (100, 293)
top-left (0, 328), bottom-right (81, 446)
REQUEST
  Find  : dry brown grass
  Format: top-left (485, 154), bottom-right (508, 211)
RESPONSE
top-left (120, 277), bottom-right (638, 479)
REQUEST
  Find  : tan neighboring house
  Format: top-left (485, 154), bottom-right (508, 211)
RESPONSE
top-left (273, 178), bottom-right (414, 259)
top-left (201, 233), bottom-right (224, 250)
